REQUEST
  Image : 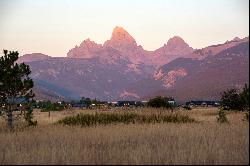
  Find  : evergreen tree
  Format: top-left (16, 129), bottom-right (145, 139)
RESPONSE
top-left (0, 50), bottom-right (34, 128)
top-left (240, 83), bottom-right (249, 111)
top-left (220, 89), bottom-right (243, 111)
top-left (147, 96), bottom-right (175, 109)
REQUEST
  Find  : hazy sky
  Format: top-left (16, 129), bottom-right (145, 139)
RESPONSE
top-left (0, 0), bottom-right (249, 56)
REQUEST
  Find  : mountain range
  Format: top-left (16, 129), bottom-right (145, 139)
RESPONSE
top-left (16, 26), bottom-right (249, 102)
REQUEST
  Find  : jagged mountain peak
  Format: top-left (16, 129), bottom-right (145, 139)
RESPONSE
top-left (104, 26), bottom-right (137, 48)
top-left (225, 37), bottom-right (247, 44)
top-left (111, 26), bottom-right (135, 41)
top-left (67, 38), bottom-right (102, 58)
top-left (22, 34), bottom-right (249, 102)
top-left (154, 36), bottom-right (193, 59)
top-left (79, 38), bottom-right (102, 48)
top-left (113, 26), bottom-right (127, 34)
top-left (232, 37), bottom-right (241, 42)
top-left (166, 36), bottom-right (190, 48)
top-left (81, 38), bottom-right (93, 44)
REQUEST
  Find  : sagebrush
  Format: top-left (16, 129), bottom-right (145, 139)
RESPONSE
top-left (58, 112), bottom-right (195, 127)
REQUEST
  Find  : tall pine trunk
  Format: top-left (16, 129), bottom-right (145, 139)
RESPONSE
top-left (7, 105), bottom-right (13, 129)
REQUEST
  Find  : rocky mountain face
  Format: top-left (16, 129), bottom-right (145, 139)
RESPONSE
top-left (66, 26), bottom-right (194, 67)
top-left (192, 36), bottom-right (249, 59)
top-left (104, 26), bottom-right (138, 51)
top-left (125, 41), bottom-right (249, 102)
top-left (104, 26), bottom-right (149, 65)
top-left (150, 36), bottom-right (194, 66)
top-left (18, 26), bottom-right (249, 102)
top-left (26, 57), bottom-right (152, 101)
top-left (67, 39), bottom-right (103, 59)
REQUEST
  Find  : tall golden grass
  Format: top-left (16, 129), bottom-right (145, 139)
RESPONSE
top-left (0, 107), bottom-right (248, 164)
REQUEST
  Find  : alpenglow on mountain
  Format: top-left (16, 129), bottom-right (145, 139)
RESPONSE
top-left (66, 26), bottom-right (195, 66)
top-left (16, 26), bottom-right (249, 102)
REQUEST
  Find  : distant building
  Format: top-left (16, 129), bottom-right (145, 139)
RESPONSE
top-left (72, 103), bottom-right (87, 108)
top-left (186, 100), bottom-right (220, 107)
top-left (168, 100), bottom-right (175, 106)
top-left (117, 101), bottom-right (143, 107)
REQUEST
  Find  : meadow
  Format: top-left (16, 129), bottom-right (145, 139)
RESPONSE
top-left (0, 107), bottom-right (249, 165)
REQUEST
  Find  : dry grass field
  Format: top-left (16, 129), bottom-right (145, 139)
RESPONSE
top-left (0, 107), bottom-right (249, 165)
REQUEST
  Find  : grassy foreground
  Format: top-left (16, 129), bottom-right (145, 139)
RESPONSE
top-left (0, 107), bottom-right (249, 164)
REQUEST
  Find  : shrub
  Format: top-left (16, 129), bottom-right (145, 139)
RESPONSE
top-left (240, 84), bottom-right (249, 111)
top-left (147, 96), bottom-right (175, 109)
top-left (57, 112), bottom-right (195, 127)
top-left (183, 105), bottom-right (192, 110)
top-left (41, 103), bottom-right (64, 112)
top-left (24, 108), bottom-right (37, 126)
top-left (243, 112), bottom-right (249, 122)
top-left (217, 109), bottom-right (228, 123)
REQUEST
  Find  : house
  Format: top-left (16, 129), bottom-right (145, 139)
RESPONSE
top-left (117, 101), bottom-right (144, 107)
top-left (141, 101), bottom-right (148, 106)
top-left (72, 103), bottom-right (87, 108)
top-left (186, 100), bottom-right (220, 107)
top-left (168, 100), bottom-right (176, 106)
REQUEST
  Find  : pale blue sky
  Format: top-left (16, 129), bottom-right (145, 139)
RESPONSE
top-left (0, 0), bottom-right (249, 56)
